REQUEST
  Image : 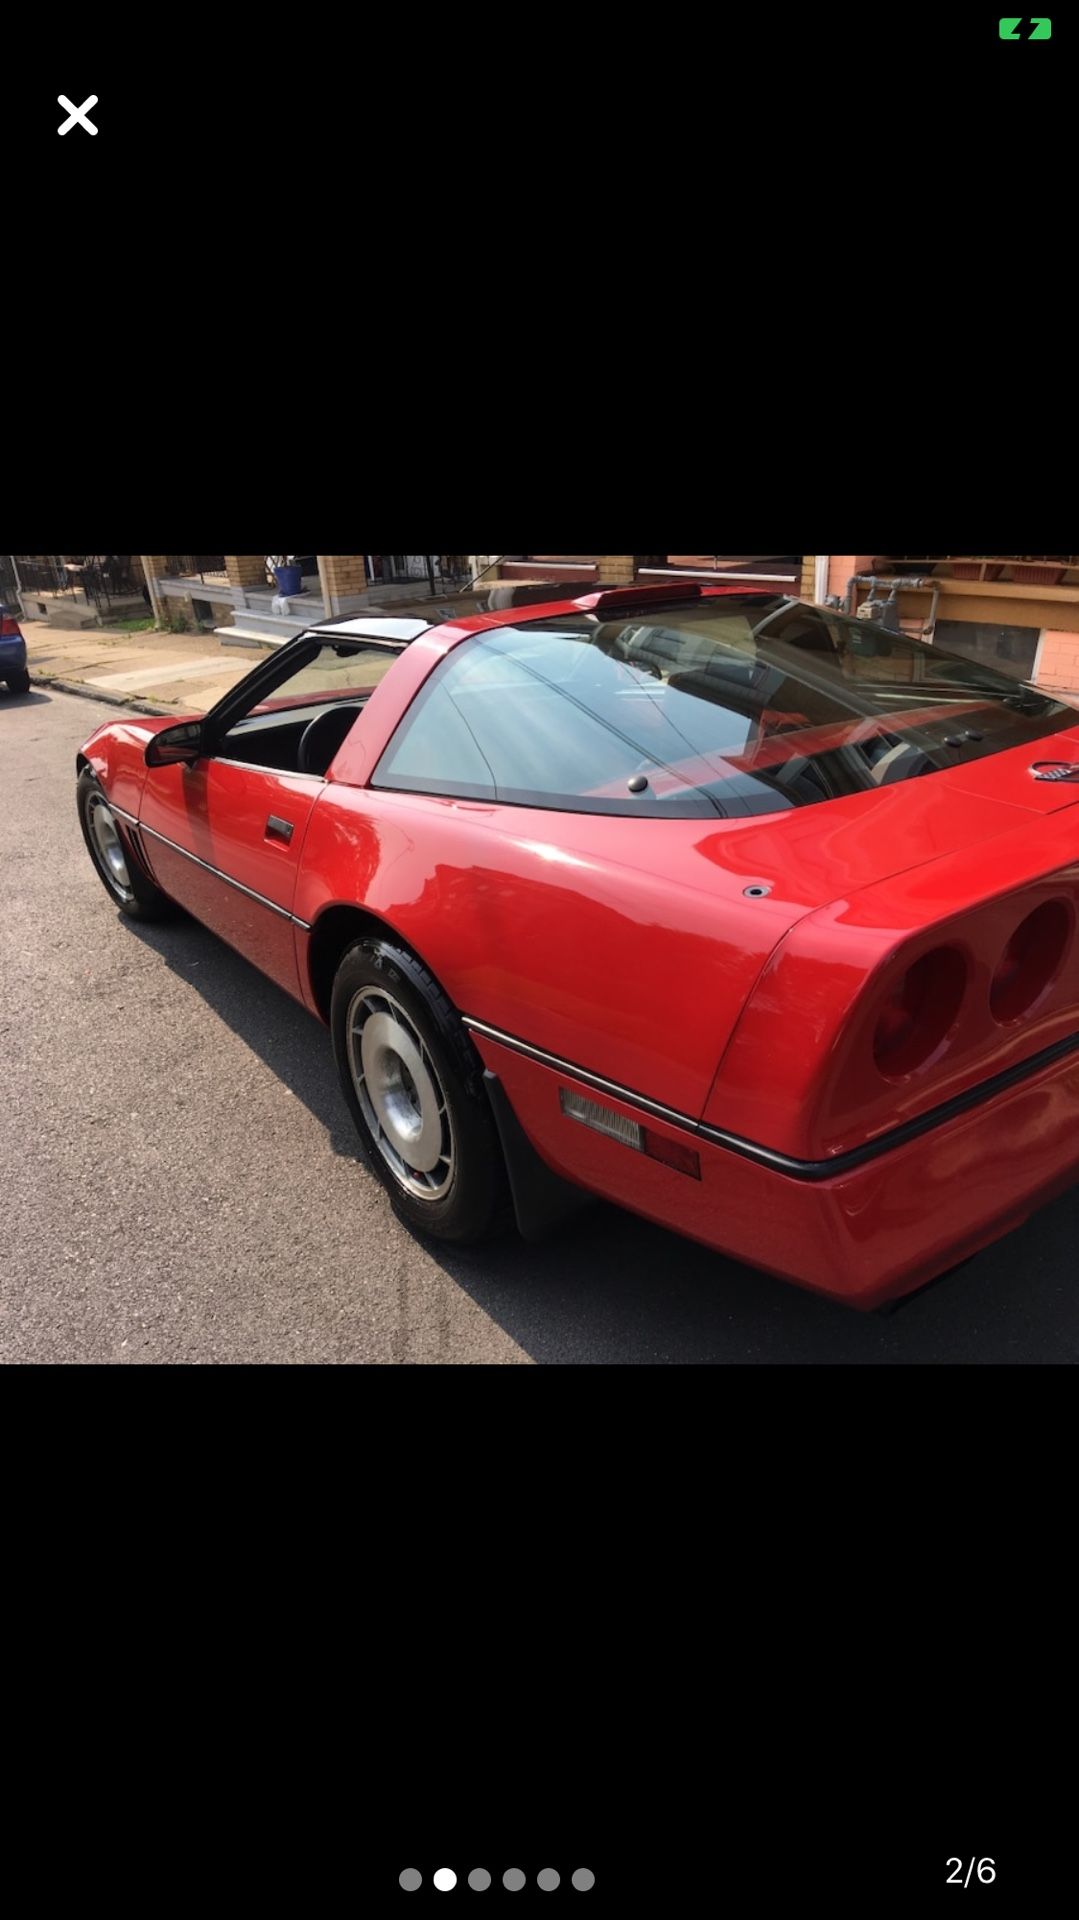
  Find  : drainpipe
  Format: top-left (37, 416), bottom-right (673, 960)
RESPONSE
top-left (141, 557), bottom-right (164, 625)
top-left (814, 555), bottom-right (829, 604)
top-left (317, 555), bottom-right (338, 619)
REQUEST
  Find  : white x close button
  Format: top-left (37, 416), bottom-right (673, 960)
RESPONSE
top-left (57, 95), bottom-right (98, 136)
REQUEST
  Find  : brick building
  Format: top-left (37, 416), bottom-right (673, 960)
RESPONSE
top-left (17, 553), bottom-right (1078, 697)
top-left (137, 555), bottom-right (804, 646)
top-left (138, 555), bottom-right (471, 646)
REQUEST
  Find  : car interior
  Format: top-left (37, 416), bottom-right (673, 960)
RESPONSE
top-left (218, 699), bottom-right (369, 777)
top-left (207, 634), bottom-right (410, 779)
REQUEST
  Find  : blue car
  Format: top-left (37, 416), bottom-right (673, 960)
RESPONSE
top-left (1, 606), bottom-right (30, 695)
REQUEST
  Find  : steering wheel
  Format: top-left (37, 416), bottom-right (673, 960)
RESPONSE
top-left (298, 705), bottom-right (361, 778)
top-left (869, 740), bottom-right (936, 785)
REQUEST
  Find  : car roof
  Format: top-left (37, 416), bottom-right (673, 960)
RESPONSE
top-left (309, 582), bottom-right (785, 645)
top-left (307, 616), bottom-right (435, 643)
top-left (307, 582), bottom-right (648, 646)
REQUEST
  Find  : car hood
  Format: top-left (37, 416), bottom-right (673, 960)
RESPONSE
top-left (685, 722), bottom-right (1079, 918)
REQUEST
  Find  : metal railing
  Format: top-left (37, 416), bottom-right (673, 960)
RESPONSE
top-left (13, 555), bottom-right (143, 611)
top-left (165, 556), bottom-right (227, 584)
top-left (13, 556), bottom-right (73, 595)
top-left (376, 555), bottom-right (471, 592)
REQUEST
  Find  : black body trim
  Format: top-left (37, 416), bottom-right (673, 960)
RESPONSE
top-left (483, 1071), bottom-right (593, 1240)
top-left (463, 1017), bottom-right (1079, 1183)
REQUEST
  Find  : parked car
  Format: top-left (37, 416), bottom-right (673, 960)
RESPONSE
top-left (75, 583), bottom-right (1079, 1310)
top-left (1, 605), bottom-right (29, 694)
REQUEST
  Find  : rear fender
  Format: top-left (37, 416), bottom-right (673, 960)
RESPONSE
top-left (706, 801), bottom-right (1079, 1161)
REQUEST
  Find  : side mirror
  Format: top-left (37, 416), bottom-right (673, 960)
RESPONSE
top-left (146, 721), bottom-right (205, 768)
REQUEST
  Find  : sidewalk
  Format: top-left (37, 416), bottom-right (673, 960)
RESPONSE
top-left (24, 618), bottom-right (267, 716)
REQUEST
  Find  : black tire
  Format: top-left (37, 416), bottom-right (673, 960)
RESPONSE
top-left (77, 768), bottom-right (174, 921)
top-left (6, 669), bottom-right (31, 695)
top-left (331, 937), bottom-right (511, 1244)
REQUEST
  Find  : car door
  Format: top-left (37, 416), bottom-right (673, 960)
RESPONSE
top-left (139, 755), bottom-right (323, 997)
top-left (137, 631), bottom-right (413, 996)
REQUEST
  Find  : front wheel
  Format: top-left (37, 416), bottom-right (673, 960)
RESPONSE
top-left (77, 768), bottom-right (174, 920)
top-left (331, 938), bottom-right (511, 1243)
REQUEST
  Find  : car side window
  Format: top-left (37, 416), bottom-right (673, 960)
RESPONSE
top-left (378, 679), bottom-right (494, 789)
top-left (371, 629), bottom-right (726, 817)
top-left (210, 640), bottom-right (402, 776)
top-left (229, 643), bottom-right (398, 724)
top-left (374, 606), bottom-right (1079, 820)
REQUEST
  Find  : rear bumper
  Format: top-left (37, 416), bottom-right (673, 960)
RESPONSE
top-left (471, 1030), bottom-right (1079, 1309)
top-left (0, 639), bottom-right (28, 672)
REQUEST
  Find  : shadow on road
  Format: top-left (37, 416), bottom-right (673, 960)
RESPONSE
top-left (126, 911), bottom-right (1079, 1365)
top-left (2, 688), bottom-right (51, 708)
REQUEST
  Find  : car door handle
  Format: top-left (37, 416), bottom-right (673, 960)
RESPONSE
top-left (265, 815), bottom-right (295, 844)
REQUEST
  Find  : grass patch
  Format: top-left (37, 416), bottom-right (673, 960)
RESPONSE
top-left (107, 617), bottom-right (157, 633)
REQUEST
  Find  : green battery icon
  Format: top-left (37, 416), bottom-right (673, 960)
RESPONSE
top-left (999, 16), bottom-right (1052, 34)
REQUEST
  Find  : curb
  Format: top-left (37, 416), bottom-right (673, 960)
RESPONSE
top-left (29, 672), bottom-right (174, 718)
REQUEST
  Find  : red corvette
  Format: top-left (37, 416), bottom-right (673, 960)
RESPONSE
top-left (76, 582), bottom-right (1079, 1310)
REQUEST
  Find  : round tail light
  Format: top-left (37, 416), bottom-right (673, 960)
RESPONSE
top-left (990, 900), bottom-right (1070, 1024)
top-left (873, 946), bottom-right (967, 1078)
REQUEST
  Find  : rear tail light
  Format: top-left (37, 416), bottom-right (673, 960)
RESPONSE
top-left (990, 900), bottom-right (1070, 1024)
top-left (559, 1088), bottom-right (701, 1178)
top-left (873, 946), bottom-right (968, 1078)
top-left (1, 614), bottom-right (22, 636)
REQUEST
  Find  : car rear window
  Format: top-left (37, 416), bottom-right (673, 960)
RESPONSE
top-left (371, 598), bottom-right (1077, 819)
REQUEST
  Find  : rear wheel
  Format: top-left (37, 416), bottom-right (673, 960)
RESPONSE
top-left (331, 938), bottom-right (511, 1243)
top-left (77, 768), bottom-right (174, 920)
top-left (6, 669), bottom-right (30, 695)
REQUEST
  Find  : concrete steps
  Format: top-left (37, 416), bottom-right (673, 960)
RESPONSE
top-left (213, 582), bottom-right (471, 651)
top-left (26, 603), bottom-right (99, 630)
top-left (20, 596), bottom-right (149, 631)
top-left (215, 607), bottom-right (317, 644)
top-left (213, 588), bottom-right (433, 647)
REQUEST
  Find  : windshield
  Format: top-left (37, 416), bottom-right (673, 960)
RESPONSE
top-left (372, 597), bottom-right (1077, 819)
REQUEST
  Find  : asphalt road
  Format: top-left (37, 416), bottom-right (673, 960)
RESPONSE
top-left (4, 685), bottom-right (1078, 1364)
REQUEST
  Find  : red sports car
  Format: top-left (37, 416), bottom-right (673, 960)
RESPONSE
top-left (76, 583), bottom-right (1079, 1310)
